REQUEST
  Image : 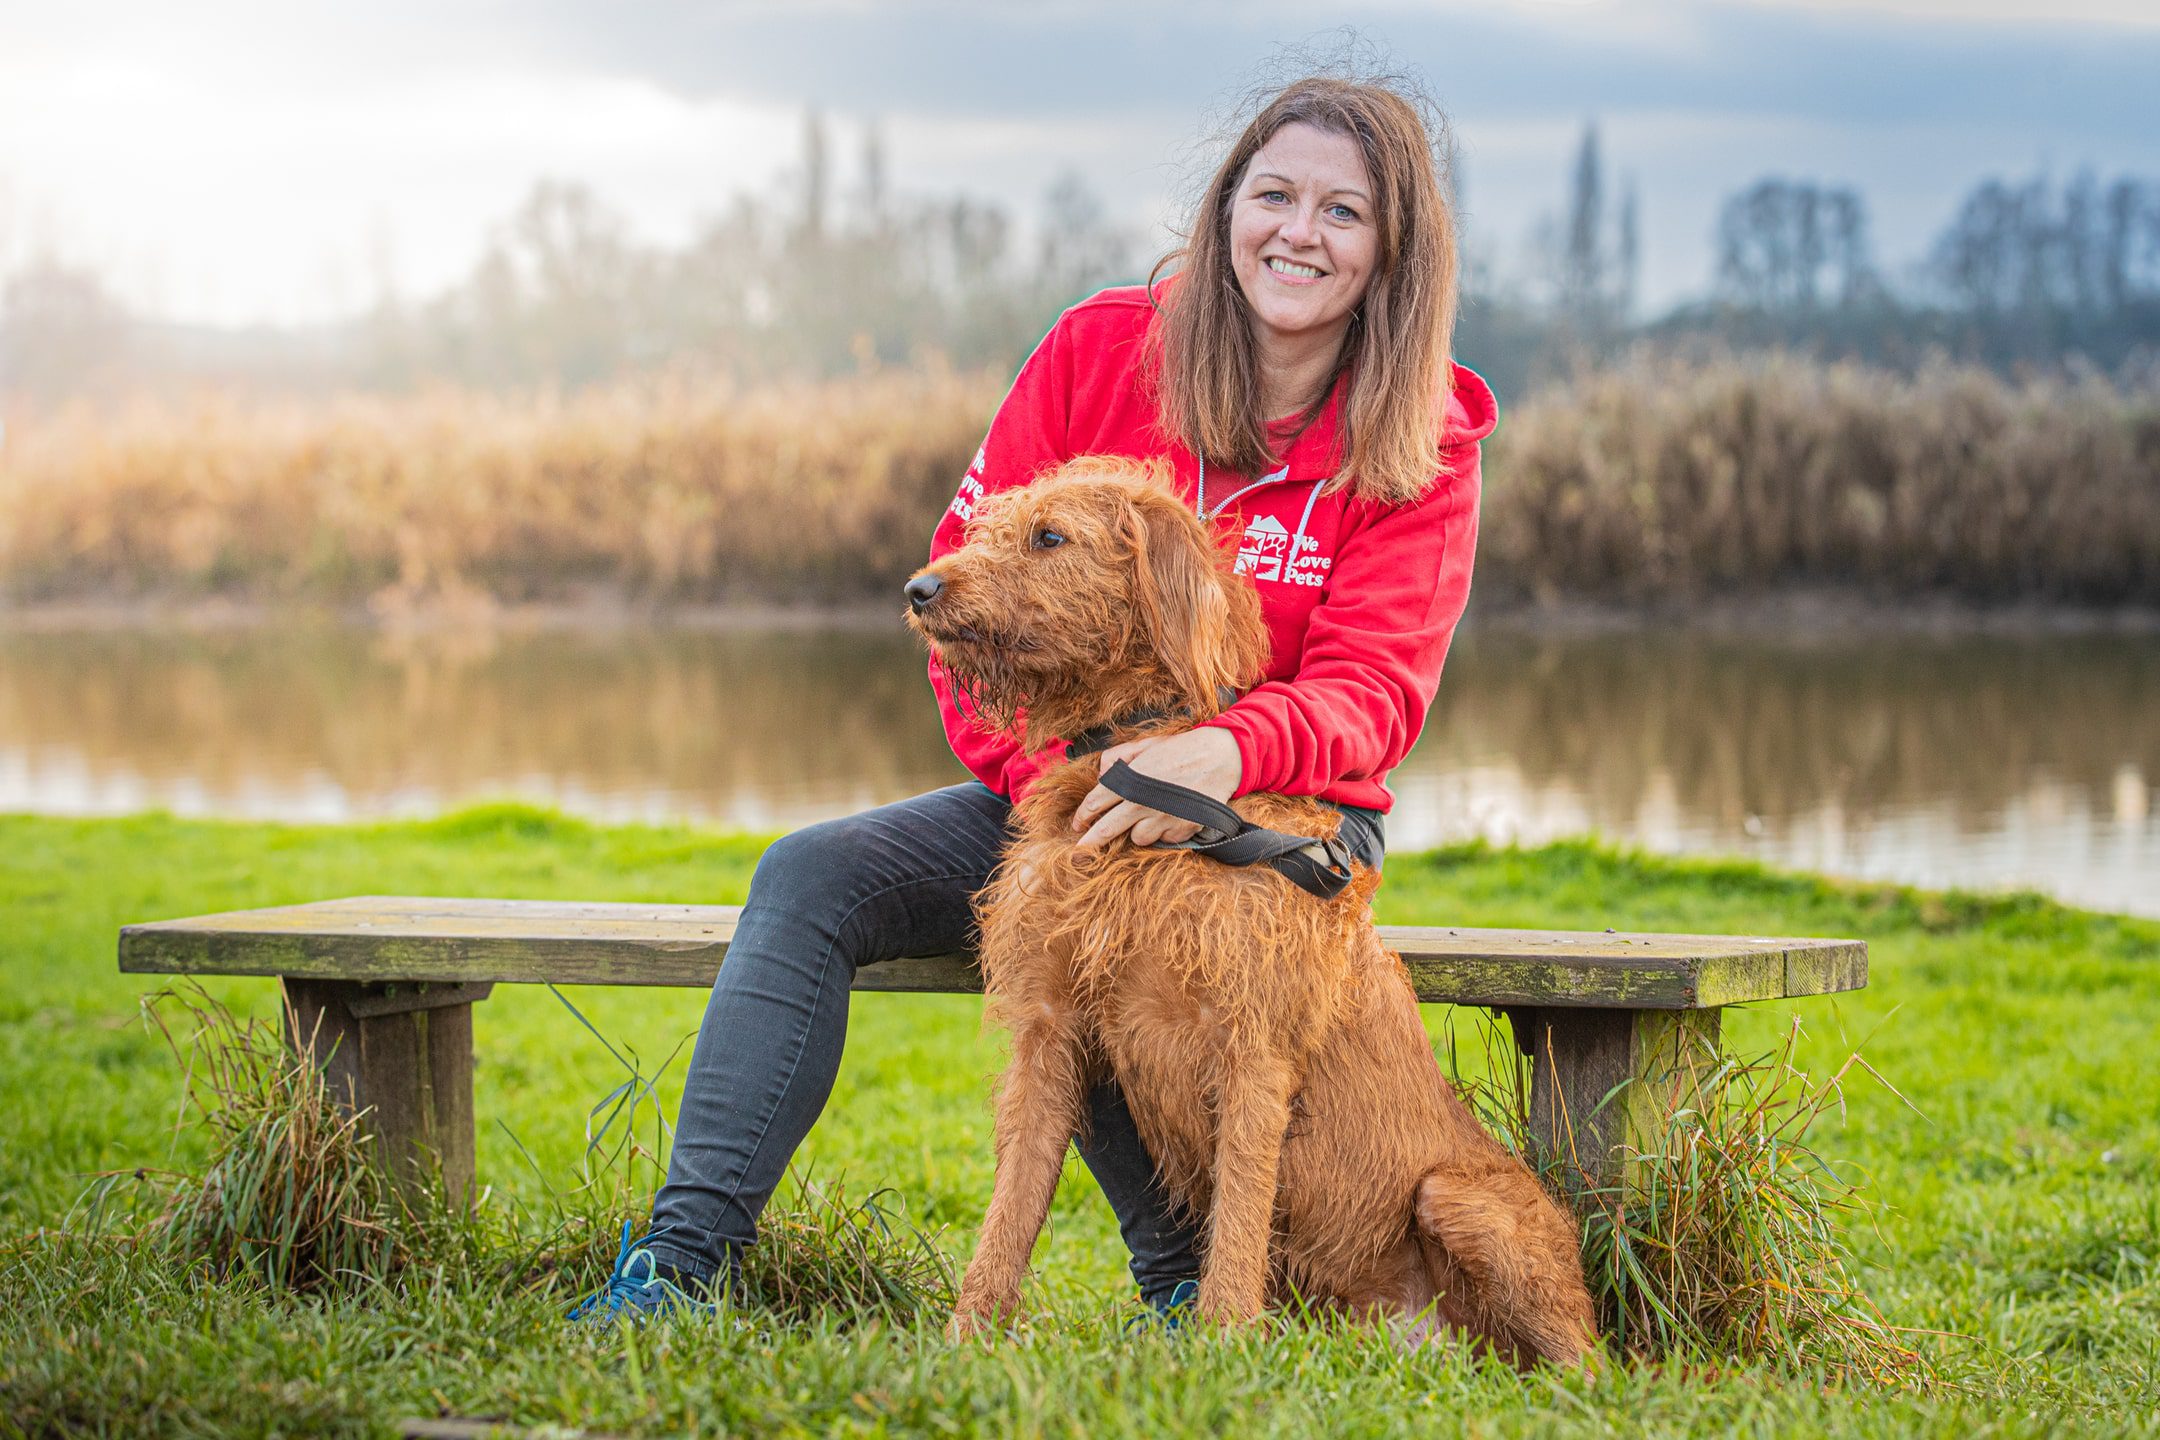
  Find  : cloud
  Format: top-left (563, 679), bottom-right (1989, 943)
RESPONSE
top-left (512, 0), bottom-right (2160, 137)
top-left (3, 0), bottom-right (2155, 324)
top-left (1736, 0), bottom-right (2160, 26)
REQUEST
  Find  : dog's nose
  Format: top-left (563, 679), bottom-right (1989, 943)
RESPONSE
top-left (904, 574), bottom-right (944, 612)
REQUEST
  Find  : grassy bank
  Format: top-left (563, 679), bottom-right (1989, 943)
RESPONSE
top-left (2, 807), bottom-right (2157, 1436)
top-left (3, 355), bottom-right (2156, 613)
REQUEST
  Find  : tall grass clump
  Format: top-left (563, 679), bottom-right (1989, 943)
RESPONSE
top-left (1454, 1014), bottom-right (1924, 1384)
top-left (108, 984), bottom-right (955, 1324)
top-left (738, 1175), bottom-right (957, 1322)
top-left (1482, 353), bottom-right (2160, 606)
top-left (546, 1177), bottom-right (956, 1327)
top-left (136, 985), bottom-right (410, 1292)
top-left (1579, 1025), bottom-right (1924, 1383)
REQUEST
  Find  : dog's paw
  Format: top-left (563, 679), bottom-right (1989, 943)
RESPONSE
top-left (945, 1295), bottom-right (1022, 1342)
top-left (1194, 1280), bottom-right (1265, 1329)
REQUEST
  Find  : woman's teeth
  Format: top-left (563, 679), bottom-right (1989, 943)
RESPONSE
top-left (1266, 258), bottom-right (1323, 279)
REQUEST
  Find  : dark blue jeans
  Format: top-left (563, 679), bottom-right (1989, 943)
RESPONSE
top-left (644, 780), bottom-right (1384, 1306)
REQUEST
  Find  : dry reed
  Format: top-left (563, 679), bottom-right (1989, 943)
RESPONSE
top-left (0, 371), bottom-right (998, 610)
top-left (3, 355), bottom-right (2153, 609)
top-left (1482, 353), bottom-right (2160, 607)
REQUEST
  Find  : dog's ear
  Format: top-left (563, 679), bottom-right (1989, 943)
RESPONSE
top-left (1126, 489), bottom-right (1249, 721)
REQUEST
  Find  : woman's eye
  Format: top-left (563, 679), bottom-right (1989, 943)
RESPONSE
top-left (1262, 190), bottom-right (1289, 204)
top-left (1328, 203), bottom-right (1360, 222)
top-left (1031, 528), bottom-right (1066, 550)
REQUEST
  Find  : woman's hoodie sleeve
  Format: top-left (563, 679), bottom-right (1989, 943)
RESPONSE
top-left (923, 317), bottom-right (1076, 800)
top-left (1202, 369), bottom-right (1494, 799)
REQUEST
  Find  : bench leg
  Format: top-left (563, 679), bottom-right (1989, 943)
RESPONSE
top-left (1505, 1006), bottom-right (1720, 1199)
top-left (282, 978), bottom-right (488, 1205)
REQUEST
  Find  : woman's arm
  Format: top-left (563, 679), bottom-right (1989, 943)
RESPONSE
top-left (1204, 445), bottom-right (1481, 797)
top-left (1070, 440), bottom-right (1482, 845)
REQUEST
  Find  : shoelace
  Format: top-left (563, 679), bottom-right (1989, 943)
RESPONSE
top-left (567, 1221), bottom-right (668, 1320)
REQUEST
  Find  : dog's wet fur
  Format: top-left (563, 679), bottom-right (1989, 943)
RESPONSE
top-left (909, 456), bottom-right (1598, 1365)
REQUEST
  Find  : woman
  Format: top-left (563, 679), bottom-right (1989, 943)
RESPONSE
top-left (571, 72), bottom-right (1495, 1322)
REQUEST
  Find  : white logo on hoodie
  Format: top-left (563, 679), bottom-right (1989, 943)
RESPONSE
top-left (1236, 513), bottom-right (1332, 587)
top-left (1286, 533), bottom-right (1332, 588)
top-left (1234, 515), bottom-right (1289, 581)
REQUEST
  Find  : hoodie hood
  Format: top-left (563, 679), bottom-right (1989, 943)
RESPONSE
top-left (1270, 359), bottom-right (1498, 492)
top-left (1443, 363), bottom-right (1499, 448)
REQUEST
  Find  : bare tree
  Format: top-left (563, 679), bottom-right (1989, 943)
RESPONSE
top-left (1036, 171), bottom-right (1133, 298)
top-left (1560, 123), bottom-right (1605, 325)
top-left (859, 119), bottom-right (888, 227)
top-left (1716, 178), bottom-right (1873, 311)
top-left (1540, 121), bottom-right (1636, 354)
top-left (800, 109), bottom-right (830, 245)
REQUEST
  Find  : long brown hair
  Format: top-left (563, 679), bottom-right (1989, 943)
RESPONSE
top-left (1150, 75), bottom-right (1459, 505)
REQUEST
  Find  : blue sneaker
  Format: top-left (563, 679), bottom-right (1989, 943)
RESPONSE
top-left (1156, 1278), bottom-right (1201, 1329)
top-left (1123, 1278), bottom-right (1201, 1334)
top-left (566, 1221), bottom-right (716, 1324)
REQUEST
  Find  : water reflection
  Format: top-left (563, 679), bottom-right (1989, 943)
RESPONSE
top-left (1, 622), bottom-right (2153, 916)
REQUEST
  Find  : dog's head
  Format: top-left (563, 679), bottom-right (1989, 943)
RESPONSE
top-left (906, 456), bottom-right (1269, 749)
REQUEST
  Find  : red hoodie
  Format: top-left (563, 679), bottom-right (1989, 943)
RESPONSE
top-left (927, 285), bottom-right (1496, 813)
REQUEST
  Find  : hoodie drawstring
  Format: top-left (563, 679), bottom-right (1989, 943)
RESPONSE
top-left (1197, 456), bottom-right (1326, 584)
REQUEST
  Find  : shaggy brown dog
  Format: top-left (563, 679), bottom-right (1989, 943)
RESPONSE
top-left (907, 456), bottom-right (1598, 1365)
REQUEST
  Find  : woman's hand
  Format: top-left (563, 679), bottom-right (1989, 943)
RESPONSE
top-left (1071, 727), bottom-right (1243, 849)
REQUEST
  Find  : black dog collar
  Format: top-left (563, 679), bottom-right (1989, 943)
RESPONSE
top-left (1063, 687), bottom-right (1239, 759)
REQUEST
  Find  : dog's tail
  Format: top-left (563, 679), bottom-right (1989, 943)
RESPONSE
top-left (1413, 1161), bottom-right (1601, 1368)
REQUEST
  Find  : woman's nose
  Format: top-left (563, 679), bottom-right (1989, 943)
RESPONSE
top-left (1279, 206), bottom-right (1318, 247)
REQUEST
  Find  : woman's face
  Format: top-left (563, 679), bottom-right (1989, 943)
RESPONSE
top-left (1228, 122), bottom-right (1380, 363)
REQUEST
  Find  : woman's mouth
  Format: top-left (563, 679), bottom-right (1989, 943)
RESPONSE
top-left (1265, 257), bottom-right (1326, 281)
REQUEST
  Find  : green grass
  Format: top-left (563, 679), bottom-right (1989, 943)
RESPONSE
top-left (3, 805), bottom-right (2156, 1437)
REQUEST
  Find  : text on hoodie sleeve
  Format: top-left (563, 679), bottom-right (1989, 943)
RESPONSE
top-left (924, 313), bottom-right (1079, 800)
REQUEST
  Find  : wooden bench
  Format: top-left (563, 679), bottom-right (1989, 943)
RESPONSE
top-left (119, 896), bottom-right (1867, 1203)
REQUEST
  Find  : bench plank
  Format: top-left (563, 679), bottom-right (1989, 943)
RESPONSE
top-left (119, 896), bottom-right (1868, 1203)
top-left (120, 896), bottom-right (1865, 1010)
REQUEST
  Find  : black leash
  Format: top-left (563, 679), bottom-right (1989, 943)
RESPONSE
top-left (1095, 760), bottom-right (1357, 901)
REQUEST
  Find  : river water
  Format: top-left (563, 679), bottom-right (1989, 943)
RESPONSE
top-left (2, 621), bottom-right (2153, 917)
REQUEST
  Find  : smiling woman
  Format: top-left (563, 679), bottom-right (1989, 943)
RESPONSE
top-left (573, 65), bottom-right (1495, 1334)
top-left (1230, 124), bottom-right (1382, 416)
top-left (1152, 74), bottom-right (1460, 507)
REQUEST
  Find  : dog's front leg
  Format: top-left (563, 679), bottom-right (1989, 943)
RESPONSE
top-left (1196, 1049), bottom-right (1295, 1325)
top-left (950, 1005), bottom-right (1089, 1337)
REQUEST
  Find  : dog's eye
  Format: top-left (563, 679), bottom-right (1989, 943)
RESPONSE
top-left (1030, 528), bottom-right (1066, 551)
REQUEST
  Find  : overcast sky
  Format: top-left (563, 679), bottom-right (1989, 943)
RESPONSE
top-left (3, 0), bottom-right (2157, 328)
